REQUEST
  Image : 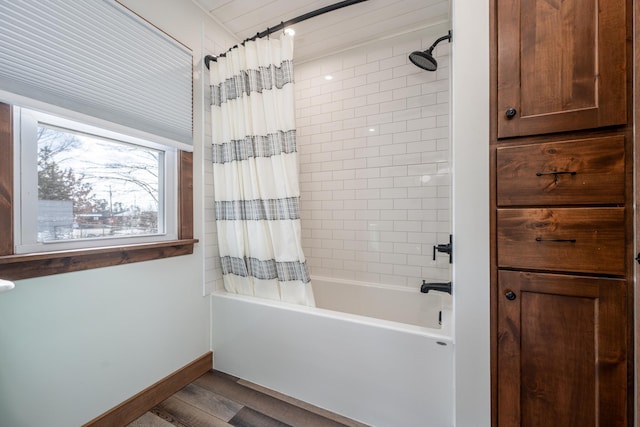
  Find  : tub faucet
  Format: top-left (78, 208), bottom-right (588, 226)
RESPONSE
top-left (421, 280), bottom-right (452, 295)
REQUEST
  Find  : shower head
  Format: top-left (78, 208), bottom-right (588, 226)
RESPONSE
top-left (409, 49), bottom-right (438, 71)
top-left (410, 30), bottom-right (452, 71)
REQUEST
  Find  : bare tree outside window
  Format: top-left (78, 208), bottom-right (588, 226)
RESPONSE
top-left (37, 125), bottom-right (162, 242)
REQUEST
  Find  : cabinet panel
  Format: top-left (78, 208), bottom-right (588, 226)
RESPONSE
top-left (497, 136), bottom-right (625, 206)
top-left (497, 0), bottom-right (627, 137)
top-left (497, 271), bottom-right (626, 427)
top-left (497, 207), bottom-right (625, 274)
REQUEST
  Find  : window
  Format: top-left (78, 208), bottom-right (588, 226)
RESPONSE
top-left (14, 107), bottom-right (177, 254)
top-left (0, 103), bottom-right (195, 280)
top-left (0, 1), bottom-right (195, 280)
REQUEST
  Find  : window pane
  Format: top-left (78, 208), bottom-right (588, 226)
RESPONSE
top-left (37, 125), bottom-right (163, 243)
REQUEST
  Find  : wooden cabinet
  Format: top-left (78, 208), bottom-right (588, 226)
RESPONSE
top-left (492, 0), bottom-right (632, 425)
top-left (498, 271), bottom-right (627, 427)
top-left (496, 0), bottom-right (627, 138)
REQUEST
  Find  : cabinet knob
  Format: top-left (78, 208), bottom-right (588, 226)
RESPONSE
top-left (505, 108), bottom-right (517, 119)
top-left (505, 290), bottom-right (516, 301)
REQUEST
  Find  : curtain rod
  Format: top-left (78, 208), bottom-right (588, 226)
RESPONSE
top-left (204, 0), bottom-right (369, 69)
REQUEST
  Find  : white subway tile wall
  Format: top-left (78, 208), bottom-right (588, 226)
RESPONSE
top-left (296, 26), bottom-right (451, 289)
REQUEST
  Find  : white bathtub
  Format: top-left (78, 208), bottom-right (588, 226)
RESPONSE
top-left (211, 276), bottom-right (454, 427)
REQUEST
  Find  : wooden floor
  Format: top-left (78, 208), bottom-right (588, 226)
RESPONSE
top-left (127, 370), bottom-right (370, 427)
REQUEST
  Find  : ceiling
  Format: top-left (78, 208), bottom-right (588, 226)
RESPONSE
top-left (194, 0), bottom-right (450, 62)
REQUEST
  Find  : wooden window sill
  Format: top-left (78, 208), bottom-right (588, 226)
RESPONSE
top-left (0, 239), bottom-right (198, 280)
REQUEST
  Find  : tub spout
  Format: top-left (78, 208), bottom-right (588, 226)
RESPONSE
top-left (421, 280), bottom-right (452, 295)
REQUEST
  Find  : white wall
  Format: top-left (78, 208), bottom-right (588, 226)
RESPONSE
top-left (202, 14), bottom-right (227, 295)
top-left (295, 24), bottom-right (452, 289)
top-left (452, 0), bottom-right (491, 426)
top-left (0, 260), bottom-right (208, 426)
top-left (0, 1), bottom-right (233, 426)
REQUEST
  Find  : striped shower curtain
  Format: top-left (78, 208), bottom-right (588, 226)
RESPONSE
top-left (210, 34), bottom-right (315, 306)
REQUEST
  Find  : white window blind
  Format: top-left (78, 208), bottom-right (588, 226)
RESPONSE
top-left (0, 0), bottom-right (193, 150)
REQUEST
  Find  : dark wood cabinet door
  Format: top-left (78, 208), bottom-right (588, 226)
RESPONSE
top-left (496, 0), bottom-right (627, 138)
top-left (498, 271), bottom-right (627, 427)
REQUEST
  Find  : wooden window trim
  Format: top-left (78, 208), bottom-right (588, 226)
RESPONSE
top-left (0, 103), bottom-right (197, 281)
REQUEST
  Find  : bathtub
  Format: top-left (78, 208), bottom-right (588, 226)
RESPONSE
top-left (211, 276), bottom-right (454, 427)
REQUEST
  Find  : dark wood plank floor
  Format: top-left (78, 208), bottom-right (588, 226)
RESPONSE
top-left (127, 370), bottom-right (370, 427)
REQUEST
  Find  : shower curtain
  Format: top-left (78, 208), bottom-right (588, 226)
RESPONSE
top-left (210, 34), bottom-right (315, 306)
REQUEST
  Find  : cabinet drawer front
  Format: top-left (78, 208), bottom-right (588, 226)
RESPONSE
top-left (497, 208), bottom-right (625, 275)
top-left (496, 136), bottom-right (625, 206)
